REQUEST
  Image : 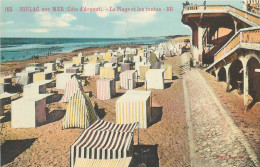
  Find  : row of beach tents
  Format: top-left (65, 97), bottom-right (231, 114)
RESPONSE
top-left (0, 40), bottom-right (184, 166)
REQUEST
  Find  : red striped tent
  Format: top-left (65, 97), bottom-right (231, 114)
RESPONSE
top-left (96, 79), bottom-right (115, 100)
top-left (62, 88), bottom-right (99, 129)
top-left (71, 120), bottom-right (138, 167)
top-left (60, 76), bottom-right (80, 103)
top-left (120, 70), bottom-right (136, 90)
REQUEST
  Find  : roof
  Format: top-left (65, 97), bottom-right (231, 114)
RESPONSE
top-left (146, 69), bottom-right (165, 74)
top-left (16, 93), bottom-right (53, 102)
top-left (87, 119), bottom-right (138, 133)
top-left (0, 92), bottom-right (17, 100)
top-left (117, 90), bottom-right (151, 102)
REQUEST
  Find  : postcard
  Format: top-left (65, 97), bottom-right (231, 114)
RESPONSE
top-left (0, 0), bottom-right (259, 166)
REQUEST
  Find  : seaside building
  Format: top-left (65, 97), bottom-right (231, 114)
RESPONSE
top-left (182, 3), bottom-right (260, 109)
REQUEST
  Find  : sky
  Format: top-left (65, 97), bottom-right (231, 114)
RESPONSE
top-left (0, 0), bottom-right (242, 38)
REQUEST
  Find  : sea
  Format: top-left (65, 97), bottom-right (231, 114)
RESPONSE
top-left (0, 37), bottom-right (168, 63)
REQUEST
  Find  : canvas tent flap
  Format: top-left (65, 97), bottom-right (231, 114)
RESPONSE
top-left (62, 88), bottom-right (99, 129)
top-left (71, 130), bottom-right (134, 166)
top-left (60, 76), bottom-right (80, 103)
top-left (74, 157), bottom-right (132, 167)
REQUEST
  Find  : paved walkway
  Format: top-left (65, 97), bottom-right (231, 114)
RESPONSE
top-left (183, 70), bottom-right (258, 167)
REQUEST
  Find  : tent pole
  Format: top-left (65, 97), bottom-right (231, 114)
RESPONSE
top-left (138, 123), bottom-right (139, 145)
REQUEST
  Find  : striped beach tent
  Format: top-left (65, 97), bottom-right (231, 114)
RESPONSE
top-left (62, 88), bottom-right (99, 129)
top-left (74, 157), bottom-right (132, 167)
top-left (71, 121), bottom-right (137, 167)
top-left (96, 79), bottom-right (115, 100)
top-left (60, 76), bottom-right (80, 103)
top-left (116, 90), bottom-right (152, 129)
top-left (120, 70), bottom-right (136, 90)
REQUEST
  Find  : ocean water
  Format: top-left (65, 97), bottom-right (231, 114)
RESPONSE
top-left (0, 37), bottom-right (167, 63)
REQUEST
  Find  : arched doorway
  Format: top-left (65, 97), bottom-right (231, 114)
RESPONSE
top-left (247, 57), bottom-right (260, 101)
top-left (218, 67), bottom-right (226, 82)
top-left (229, 59), bottom-right (243, 92)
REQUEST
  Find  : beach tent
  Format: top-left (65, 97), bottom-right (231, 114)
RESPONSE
top-left (139, 64), bottom-right (151, 80)
top-left (66, 67), bottom-right (80, 74)
top-left (56, 73), bottom-right (75, 90)
top-left (151, 62), bottom-right (162, 69)
top-left (89, 56), bottom-right (103, 63)
top-left (161, 64), bottom-right (173, 80)
top-left (83, 63), bottom-right (100, 76)
top-left (109, 56), bottom-right (119, 64)
top-left (97, 78), bottom-right (115, 100)
top-left (116, 90), bottom-right (151, 129)
top-left (25, 63), bottom-right (43, 72)
top-left (145, 69), bottom-right (165, 89)
top-left (149, 53), bottom-right (159, 63)
top-left (44, 63), bottom-right (56, 72)
top-left (74, 157), bottom-right (132, 167)
top-left (73, 56), bottom-right (84, 66)
top-left (60, 76), bottom-right (81, 103)
top-left (0, 92), bottom-right (17, 116)
top-left (120, 70), bottom-right (136, 90)
top-left (165, 50), bottom-right (172, 57)
top-left (23, 81), bottom-right (45, 97)
top-left (64, 62), bottom-right (74, 73)
top-left (71, 120), bottom-right (137, 167)
top-left (105, 52), bottom-right (112, 61)
top-left (104, 63), bottom-right (114, 67)
top-left (16, 71), bottom-right (34, 86)
top-left (23, 80), bottom-right (53, 97)
top-left (62, 88), bottom-right (98, 129)
top-left (121, 63), bottom-right (131, 72)
top-left (33, 72), bottom-right (52, 82)
top-left (11, 94), bottom-right (52, 128)
top-left (100, 67), bottom-right (118, 80)
top-left (137, 48), bottom-right (144, 57)
top-left (0, 76), bottom-right (12, 84)
top-left (133, 56), bottom-right (141, 63)
top-left (0, 76), bottom-right (12, 93)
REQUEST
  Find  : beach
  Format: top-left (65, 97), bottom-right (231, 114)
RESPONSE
top-left (1, 37), bottom-right (259, 167)
top-left (1, 39), bottom-right (191, 166)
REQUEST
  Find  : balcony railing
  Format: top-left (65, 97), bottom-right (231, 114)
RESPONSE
top-left (183, 5), bottom-right (260, 25)
top-left (214, 27), bottom-right (260, 61)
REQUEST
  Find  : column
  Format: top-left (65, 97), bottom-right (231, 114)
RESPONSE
top-left (198, 26), bottom-right (207, 64)
top-left (224, 64), bottom-right (231, 92)
top-left (215, 68), bottom-right (220, 81)
top-left (240, 57), bottom-right (249, 110)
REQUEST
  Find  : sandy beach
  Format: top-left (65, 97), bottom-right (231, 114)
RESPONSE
top-left (1, 37), bottom-right (259, 167)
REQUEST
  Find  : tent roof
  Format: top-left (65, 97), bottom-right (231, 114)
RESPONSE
top-left (72, 129), bottom-right (133, 153)
top-left (146, 69), bottom-right (165, 74)
top-left (0, 92), bottom-right (17, 100)
top-left (87, 119), bottom-right (138, 133)
top-left (117, 90), bottom-right (151, 102)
